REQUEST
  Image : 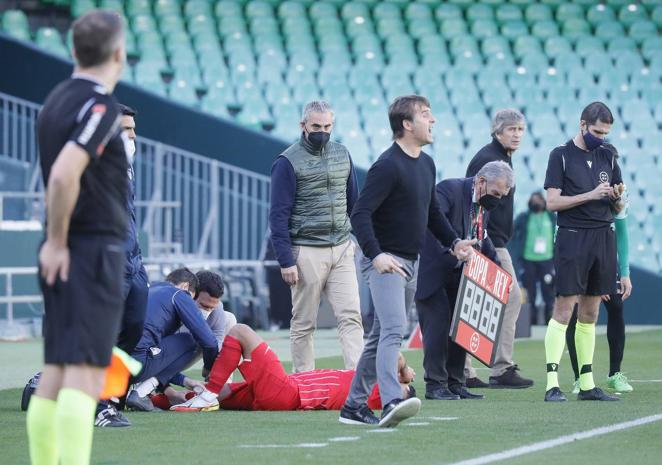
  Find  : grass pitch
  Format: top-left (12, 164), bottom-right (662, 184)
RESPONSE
top-left (1, 329), bottom-right (661, 465)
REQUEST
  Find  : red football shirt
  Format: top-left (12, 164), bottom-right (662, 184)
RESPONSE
top-left (291, 369), bottom-right (381, 410)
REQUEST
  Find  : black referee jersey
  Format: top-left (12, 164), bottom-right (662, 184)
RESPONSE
top-left (37, 74), bottom-right (129, 240)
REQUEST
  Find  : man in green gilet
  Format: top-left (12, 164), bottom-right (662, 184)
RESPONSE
top-left (269, 101), bottom-right (364, 372)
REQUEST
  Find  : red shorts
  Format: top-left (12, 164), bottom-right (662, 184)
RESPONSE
top-left (222, 342), bottom-right (299, 411)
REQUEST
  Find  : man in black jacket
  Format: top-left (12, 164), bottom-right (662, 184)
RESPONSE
top-left (465, 109), bottom-right (534, 389)
top-left (416, 161), bottom-right (512, 400)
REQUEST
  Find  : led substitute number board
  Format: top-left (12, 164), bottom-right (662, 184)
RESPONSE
top-left (450, 250), bottom-right (512, 366)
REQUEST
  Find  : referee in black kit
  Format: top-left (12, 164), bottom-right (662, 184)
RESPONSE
top-left (26, 10), bottom-right (129, 465)
top-left (542, 102), bottom-right (623, 403)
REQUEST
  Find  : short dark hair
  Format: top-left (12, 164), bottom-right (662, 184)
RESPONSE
top-left (195, 270), bottom-right (224, 298)
top-left (388, 95), bottom-right (431, 139)
top-left (72, 9), bottom-right (124, 68)
top-left (118, 103), bottom-right (136, 117)
top-left (165, 267), bottom-right (198, 294)
top-left (580, 101), bottom-right (614, 126)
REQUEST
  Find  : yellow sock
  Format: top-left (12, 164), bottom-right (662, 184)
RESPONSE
top-left (55, 388), bottom-right (97, 465)
top-left (27, 395), bottom-right (58, 465)
top-left (575, 322), bottom-right (596, 391)
top-left (545, 318), bottom-right (568, 390)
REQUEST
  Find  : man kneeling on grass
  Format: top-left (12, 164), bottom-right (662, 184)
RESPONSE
top-left (155, 324), bottom-right (415, 419)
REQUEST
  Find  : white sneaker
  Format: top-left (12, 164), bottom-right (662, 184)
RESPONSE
top-left (170, 389), bottom-right (219, 412)
top-left (571, 380), bottom-right (580, 395)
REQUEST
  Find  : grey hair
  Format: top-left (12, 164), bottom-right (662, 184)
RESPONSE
top-left (476, 161), bottom-right (515, 189)
top-left (491, 108), bottom-right (525, 136)
top-left (301, 100), bottom-right (335, 122)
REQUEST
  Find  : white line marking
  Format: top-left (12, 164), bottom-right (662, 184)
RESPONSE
top-left (239, 443), bottom-right (328, 449)
top-left (448, 413), bottom-right (662, 465)
top-left (630, 379), bottom-right (662, 383)
top-left (328, 436), bottom-right (361, 442)
top-left (367, 429), bottom-right (397, 433)
top-left (406, 422), bottom-right (430, 426)
top-left (426, 416), bottom-right (459, 421)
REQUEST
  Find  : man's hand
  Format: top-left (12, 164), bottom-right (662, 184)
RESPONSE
top-left (183, 377), bottom-right (206, 392)
top-left (620, 277), bottom-right (632, 301)
top-left (399, 366), bottom-right (416, 384)
top-left (280, 265), bottom-right (299, 286)
top-left (39, 240), bottom-right (70, 286)
top-left (452, 239), bottom-right (477, 262)
top-left (372, 253), bottom-right (407, 277)
top-left (589, 182), bottom-right (613, 200)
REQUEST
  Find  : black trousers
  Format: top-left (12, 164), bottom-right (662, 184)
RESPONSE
top-left (521, 259), bottom-right (555, 325)
top-left (415, 266), bottom-right (466, 390)
top-left (117, 264), bottom-right (149, 354)
top-left (566, 290), bottom-right (625, 379)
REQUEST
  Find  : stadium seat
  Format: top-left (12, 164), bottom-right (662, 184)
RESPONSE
top-left (2, 9), bottom-right (30, 40)
top-left (525, 3), bottom-right (553, 23)
top-left (618, 4), bottom-right (649, 26)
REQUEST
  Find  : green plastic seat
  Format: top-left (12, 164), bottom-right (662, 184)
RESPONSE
top-left (159, 15), bottom-right (186, 34)
top-left (2, 10), bottom-right (30, 39)
top-left (98, 0), bottom-right (124, 15)
top-left (583, 52), bottom-right (613, 75)
top-left (545, 36), bottom-right (573, 57)
top-left (70, 0), bottom-right (97, 17)
top-left (615, 51), bottom-right (644, 74)
top-left (345, 18), bottom-right (376, 38)
top-left (556, 3), bottom-right (584, 23)
top-left (435, 4), bottom-right (463, 22)
top-left (450, 35), bottom-right (480, 57)
top-left (407, 18), bottom-right (438, 39)
top-left (154, 0), bottom-right (180, 17)
top-left (218, 18), bottom-right (247, 37)
top-left (531, 20), bottom-right (559, 39)
top-left (133, 0), bottom-right (162, 13)
top-left (562, 18), bottom-right (592, 40)
top-left (467, 4), bottom-right (494, 22)
top-left (595, 21), bottom-right (625, 41)
top-left (341, 2), bottom-right (370, 22)
top-left (481, 35), bottom-right (511, 56)
top-left (405, 2), bottom-right (432, 21)
top-left (501, 21), bottom-right (529, 40)
top-left (496, 4), bottom-right (523, 23)
top-left (278, 1), bottom-right (306, 18)
top-left (629, 21), bottom-right (658, 45)
top-left (652, 6), bottom-right (662, 28)
top-left (36, 27), bottom-right (68, 57)
top-left (201, 93), bottom-right (231, 118)
top-left (618, 4), bottom-right (649, 26)
top-left (525, 3), bottom-right (552, 22)
top-left (440, 19), bottom-right (468, 38)
top-left (642, 36), bottom-right (662, 60)
top-left (132, 14), bottom-right (158, 34)
top-left (471, 19), bottom-right (499, 39)
top-left (586, 4), bottom-right (616, 24)
top-left (519, 52), bottom-right (549, 73)
top-left (185, 0), bottom-right (212, 18)
top-left (575, 36), bottom-right (605, 57)
top-left (245, 1), bottom-right (274, 19)
top-left (373, 2), bottom-right (401, 20)
top-left (214, 1), bottom-right (243, 18)
top-left (607, 37), bottom-right (637, 55)
top-left (377, 18), bottom-right (406, 37)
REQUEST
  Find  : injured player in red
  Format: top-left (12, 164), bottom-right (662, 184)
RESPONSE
top-left (160, 324), bottom-right (415, 412)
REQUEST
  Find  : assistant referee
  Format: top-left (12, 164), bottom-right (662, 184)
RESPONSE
top-left (542, 102), bottom-right (623, 403)
top-left (26, 10), bottom-right (129, 465)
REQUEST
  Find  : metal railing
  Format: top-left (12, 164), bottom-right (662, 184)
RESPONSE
top-left (0, 267), bottom-right (42, 326)
top-left (0, 91), bottom-right (271, 260)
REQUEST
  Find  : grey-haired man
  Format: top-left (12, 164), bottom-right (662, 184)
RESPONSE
top-left (464, 108), bottom-right (534, 389)
top-left (269, 100), bottom-right (364, 373)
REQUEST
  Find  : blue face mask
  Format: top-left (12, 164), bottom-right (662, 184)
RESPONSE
top-left (582, 129), bottom-right (603, 151)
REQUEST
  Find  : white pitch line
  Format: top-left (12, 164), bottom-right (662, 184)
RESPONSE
top-left (328, 436), bottom-right (361, 442)
top-left (406, 422), bottom-right (430, 426)
top-left (629, 379), bottom-right (662, 382)
top-left (367, 428), bottom-right (397, 433)
top-left (239, 443), bottom-right (328, 449)
top-left (448, 413), bottom-right (662, 465)
top-left (426, 416), bottom-right (459, 421)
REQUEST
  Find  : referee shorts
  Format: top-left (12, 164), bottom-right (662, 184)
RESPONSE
top-left (553, 227), bottom-right (617, 297)
top-left (40, 235), bottom-right (125, 367)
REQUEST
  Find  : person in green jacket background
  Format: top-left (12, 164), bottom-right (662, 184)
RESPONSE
top-left (511, 191), bottom-right (556, 325)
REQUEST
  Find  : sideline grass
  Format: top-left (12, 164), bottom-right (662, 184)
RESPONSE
top-left (1, 329), bottom-right (661, 465)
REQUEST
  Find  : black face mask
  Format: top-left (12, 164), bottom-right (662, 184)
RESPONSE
top-left (477, 181), bottom-right (501, 211)
top-left (479, 194), bottom-right (501, 211)
top-left (582, 128), bottom-right (603, 151)
top-left (529, 201), bottom-right (545, 213)
top-left (306, 130), bottom-right (330, 151)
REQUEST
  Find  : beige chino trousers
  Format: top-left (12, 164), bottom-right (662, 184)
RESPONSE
top-left (290, 240), bottom-right (364, 372)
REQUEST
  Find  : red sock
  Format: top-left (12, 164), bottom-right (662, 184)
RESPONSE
top-left (206, 336), bottom-right (242, 394)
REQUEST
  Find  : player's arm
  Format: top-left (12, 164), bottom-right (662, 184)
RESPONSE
top-left (39, 144), bottom-right (90, 284)
top-left (174, 292), bottom-right (219, 369)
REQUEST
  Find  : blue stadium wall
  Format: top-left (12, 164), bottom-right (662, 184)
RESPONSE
top-left (1, 33), bottom-right (660, 325)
